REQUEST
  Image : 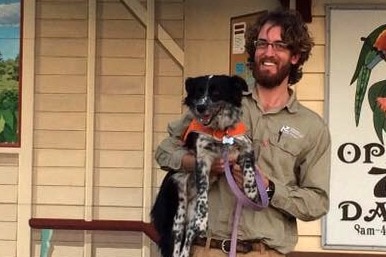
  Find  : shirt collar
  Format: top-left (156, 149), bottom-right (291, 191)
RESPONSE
top-left (251, 86), bottom-right (299, 113)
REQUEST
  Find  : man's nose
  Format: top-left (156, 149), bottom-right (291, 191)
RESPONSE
top-left (263, 44), bottom-right (275, 56)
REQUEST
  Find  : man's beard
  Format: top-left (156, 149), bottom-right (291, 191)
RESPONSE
top-left (253, 58), bottom-right (291, 89)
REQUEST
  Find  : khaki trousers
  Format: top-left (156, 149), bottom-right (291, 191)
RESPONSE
top-left (190, 245), bottom-right (285, 257)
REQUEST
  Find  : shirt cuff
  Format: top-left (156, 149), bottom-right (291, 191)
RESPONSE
top-left (268, 178), bottom-right (286, 208)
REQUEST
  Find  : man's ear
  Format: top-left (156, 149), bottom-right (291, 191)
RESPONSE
top-left (290, 53), bottom-right (301, 65)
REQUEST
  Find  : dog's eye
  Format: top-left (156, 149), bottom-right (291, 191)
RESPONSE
top-left (211, 90), bottom-right (221, 101)
top-left (197, 86), bottom-right (207, 96)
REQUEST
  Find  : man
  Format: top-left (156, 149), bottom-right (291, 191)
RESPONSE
top-left (155, 9), bottom-right (331, 257)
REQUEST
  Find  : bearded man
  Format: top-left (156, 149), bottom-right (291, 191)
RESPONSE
top-left (155, 9), bottom-right (331, 257)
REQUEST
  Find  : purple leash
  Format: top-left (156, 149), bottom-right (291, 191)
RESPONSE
top-left (223, 150), bottom-right (269, 257)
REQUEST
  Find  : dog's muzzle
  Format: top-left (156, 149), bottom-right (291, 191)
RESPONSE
top-left (193, 96), bottom-right (221, 125)
top-left (195, 98), bottom-right (209, 114)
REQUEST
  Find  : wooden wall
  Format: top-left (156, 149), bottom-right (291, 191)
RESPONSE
top-left (0, 154), bottom-right (18, 256)
top-left (31, 0), bottom-right (184, 256)
top-left (1, 0), bottom-right (386, 256)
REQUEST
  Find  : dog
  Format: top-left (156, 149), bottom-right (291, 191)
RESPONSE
top-left (151, 75), bottom-right (260, 257)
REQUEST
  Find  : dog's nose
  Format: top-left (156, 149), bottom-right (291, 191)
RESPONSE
top-left (195, 96), bottom-right (209, 113)
top-left (196, 104), bottom-right (207, 113)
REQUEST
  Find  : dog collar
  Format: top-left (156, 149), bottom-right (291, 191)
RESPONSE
top-left (182, 118), bottom-right (247, 142)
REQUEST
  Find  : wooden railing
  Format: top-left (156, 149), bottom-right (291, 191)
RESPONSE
top-left (29, 218), bottom-right (381, 257)
top-left (29, 218), bottom-right (159, 243)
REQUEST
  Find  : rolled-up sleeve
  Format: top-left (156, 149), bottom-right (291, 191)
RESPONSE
top-left (155, 112), bottom-right (194, 171)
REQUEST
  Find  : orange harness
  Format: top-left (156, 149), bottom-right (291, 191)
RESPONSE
top-left (182, 118), bottom-right (247, 142)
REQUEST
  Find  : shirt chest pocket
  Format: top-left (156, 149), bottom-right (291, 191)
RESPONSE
top-left (269, 134), bottom-right (302, 157)
top-left (254, 136), bottom-right (303, 182)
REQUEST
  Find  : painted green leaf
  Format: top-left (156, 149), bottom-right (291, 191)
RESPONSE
top-left (0, 115), bottom-right (5, 133)
top-left (0, 109), bottom-right (17, 142)
top-left (368, 80), bottom-right (386, 109)
top-left (1, 109), bottom-right (15, 130)
top-left (354, 64), bottom-right (372, 126)
top-left (368, 80), bottom-right (386, 144)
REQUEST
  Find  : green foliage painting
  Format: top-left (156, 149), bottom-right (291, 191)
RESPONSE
top-left (350, 24), bottom-right (386, 144)
top-left (0, 0), bottom-right (21, 146)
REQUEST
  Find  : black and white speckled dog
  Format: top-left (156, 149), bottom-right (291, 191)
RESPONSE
top-left (151, 75), bottom-right (259, 257)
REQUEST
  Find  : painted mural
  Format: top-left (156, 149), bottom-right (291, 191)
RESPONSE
top-left (0, 0), bottom-right (20, 145)
top-left (351, 24), bottom-right (386, 143)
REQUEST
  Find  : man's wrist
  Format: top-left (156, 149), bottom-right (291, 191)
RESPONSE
top-left (266, 179), bottom-right (275, 201)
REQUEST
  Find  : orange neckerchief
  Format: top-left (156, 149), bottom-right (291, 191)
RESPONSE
top-left (182, 118), bottom-right (247, 142)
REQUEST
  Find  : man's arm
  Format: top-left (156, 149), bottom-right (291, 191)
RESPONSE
top-left (155, 112), bottom-right (194, 171)
top-left (269, 125), bottom-right (331, 221)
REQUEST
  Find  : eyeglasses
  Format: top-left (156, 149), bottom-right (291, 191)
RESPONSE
top-left (253, 39), bottom-right (289, 51)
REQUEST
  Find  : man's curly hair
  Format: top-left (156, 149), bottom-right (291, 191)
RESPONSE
top-left (245, 9), bottom-right (314, 85)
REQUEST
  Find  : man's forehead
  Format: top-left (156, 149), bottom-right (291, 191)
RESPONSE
top-left (258, 24), bottom-right (283, 39)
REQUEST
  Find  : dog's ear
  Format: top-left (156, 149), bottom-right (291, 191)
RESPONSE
top-left (185, 77), bottom-right (196, 95)
top-left (231, 75), bottom-right (249, 92)
top-left (184, 77), bottom-right (197, 106)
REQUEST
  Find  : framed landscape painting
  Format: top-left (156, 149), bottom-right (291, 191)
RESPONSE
top-left (0, 0), bottom-right (21, 146)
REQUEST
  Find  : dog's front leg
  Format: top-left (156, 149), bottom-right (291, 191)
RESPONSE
top-left (180, 135), bottom-right (214, 257)
top-left (179, 161), bottom-right (210, 257)
top-left (193, 135), bottom-right (218, 234)
top-left (172, 173), bottom-right (190, 257)
top-left (235, 136), bottom-right (259, 202)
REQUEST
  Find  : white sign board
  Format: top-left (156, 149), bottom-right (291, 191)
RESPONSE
top-left (324, 5), bottom-right (386, 250)
top-left (232, 22), bottom-right (246, 55)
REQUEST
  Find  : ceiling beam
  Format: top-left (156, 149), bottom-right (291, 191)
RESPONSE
top-left (120, 0), bottom-right (184, 66)
top-left (280, 0), bottom-right (312, 23)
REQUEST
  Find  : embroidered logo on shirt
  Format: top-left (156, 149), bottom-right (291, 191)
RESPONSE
top-left (279, 125), bottom-right (304, 139)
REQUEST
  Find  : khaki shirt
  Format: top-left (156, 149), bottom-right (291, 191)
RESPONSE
top-left (155, 88), bottom-right (331, 254)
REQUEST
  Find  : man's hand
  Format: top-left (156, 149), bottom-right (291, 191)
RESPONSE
top-left (181, 153), bottom-right (196, 172)
top-left (210, 158), bottom-right (226, 176)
